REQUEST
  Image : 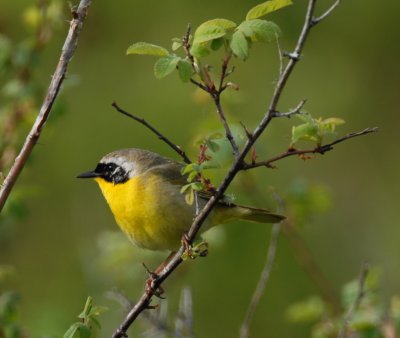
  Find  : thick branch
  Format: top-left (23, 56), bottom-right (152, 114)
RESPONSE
top-left (242, 127), bottom-right (378, 170)
top-left (111, 1), bottom-right (345, 336)
top-left (111, 102), bottom-right (191, 164)
top-left (0, 0), bottom-right (93, 212)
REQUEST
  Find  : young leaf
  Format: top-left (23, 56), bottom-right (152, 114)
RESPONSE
top-left (171, 37), bottom-right (182, 51)
top-left (246, 0), bottom-right (293, 20)
top-left (190, 43), bottom-right (210, 58)
top-left (178, 59), bottom-right (193, 82)
top-left (291, 121), bottom-right (319, 145)
top-left (126, 42), bottom-right (169, 56)
top-left (230, 30), bottom-right (249, 60)
top-left (185, 188), bottom-right (195, 205)
top-left (193, 19), bottom-right (237, 45)
top-left (210, 37), bottom-right (225, 51)
top-left (154, 55), bottom-right (180, 79)
top-left (63, 323), bottom-right (84, 338)
top-left (238, 19), bottom-right (281, 42)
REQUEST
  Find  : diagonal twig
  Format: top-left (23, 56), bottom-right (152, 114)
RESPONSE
top-left (0, 0), bottom-right (93, 212)
top-left (239, 195), bottom-right (284, 338)
top-left (111, 101), bottom-right (191, 164)
top-left (242, 127), bottom-right (378, 170)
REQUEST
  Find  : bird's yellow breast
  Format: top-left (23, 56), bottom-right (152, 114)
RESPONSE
top-left (95, 174), bottom-right (196, 251)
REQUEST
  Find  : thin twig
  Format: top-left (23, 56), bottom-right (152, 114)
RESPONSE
top-left (0, 0), bottom-right (92, 212)
top-left (338, 264), bottom-right (369, 338)
top-left (239, 196), bottom-right (283, 338)
top-left (242, 127), bottom-right (378, 170)
top-left (111, 1), bottom-right (347, 337)
top-left (111, 102), bottom-right (191, 164)
top-left (312, 0), bottom-right (342, 25)
top-left (272, 98), bottom-right (307, 118)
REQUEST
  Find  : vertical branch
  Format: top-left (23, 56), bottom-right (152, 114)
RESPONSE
top-left (239, 223), bottom-right (281, 338)
top-left (0, 0), bottom-right (93, 212)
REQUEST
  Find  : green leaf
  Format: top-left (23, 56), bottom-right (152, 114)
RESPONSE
top-left (171, 38), bottom-right (182, 51)
top-left (210, 37), bottom-right (225, 51)
top-left (126, 42), bottom-right (169, 56)
top-left (154, 55), bottom-right (180, 79)
top-left (246, 0), bottom-right (293, 20)
top-left (238, 20), bottom-right (281, 42)
top-left (78, 297), bottom-right (93, 319)
top-left (180, 183), bottom-right (192, 194)
top-left (185, 188), bottom-right (195, 205)
top-left (193, 19), bottom-right (237, 45)
top-left (178, 59), bottom-right (193, 82)
top-left (190, 44), bottom-right (210, 58)
top-left (63, 323), bottom-right (83, 338)
top-left (181, 163), bottom-right (196, 175)
top-left (230, 31), bottom-right (249, 60)
top-left (285, 296), bottom-right (325, 323)
top-left (291, 122), bottom-right (319, 145)
top-left (78, 324), bottom-right (92, 338)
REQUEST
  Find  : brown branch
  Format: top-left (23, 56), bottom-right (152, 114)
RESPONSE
top-left (111, 1), bottom-right (348, 337)
top-left (111, 102), bottom-right (191, 164)
top-left (242, 127), bottom-right (378, 170)
top-left (0, 0), bottom-right (93, 213)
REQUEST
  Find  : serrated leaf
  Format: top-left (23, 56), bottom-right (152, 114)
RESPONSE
top-left (238, 19), bottom-right (281, 42)
top-left (210, 37), bottom-right (225, 51)
top-left (154, 55), bottom-right (180, 79)
top-left (193, 19), bottom-right (237, 45)
top-left (246, 0), bottom-right (293, 20)
top-left (230, 31), bottom-right (249, 60)
top-left (178, 59), bottom-right (193, 82)
top-left (126, 42), bottom-right (169, 56)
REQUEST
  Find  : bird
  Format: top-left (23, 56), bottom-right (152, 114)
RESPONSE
top-left (77, 148), bottom-right (285, 252)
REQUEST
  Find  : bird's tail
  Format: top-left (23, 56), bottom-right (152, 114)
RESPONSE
top-left (235, 205), bottom-right (285, 224)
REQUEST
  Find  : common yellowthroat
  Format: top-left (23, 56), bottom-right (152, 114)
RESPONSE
top-left (77, 148), bottom-right (284, 251)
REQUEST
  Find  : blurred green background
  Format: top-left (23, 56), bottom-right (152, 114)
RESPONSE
top-left (1, 0), bottom-right (399, 337)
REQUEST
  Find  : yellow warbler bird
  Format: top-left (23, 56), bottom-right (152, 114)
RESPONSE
top-left (77, 148), bottom-right (284, 251)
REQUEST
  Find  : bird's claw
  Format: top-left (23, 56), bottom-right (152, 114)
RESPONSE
top-left (142, 263), bottom-right (165, 299)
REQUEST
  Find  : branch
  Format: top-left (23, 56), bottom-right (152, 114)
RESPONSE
top-left (111, 102), bottom-right (191, 164)
top-left (242, 127), bottom-right (378, 170)
top-left (0, 0), bottom-right (93, 212)
top-left (239, 221), bottom-right (282, 338)
top-left (272, 98), bottom-right (307, 118)
top-left (338, 264), bottom-right (369, 338)
top-left (312, 0), bottom-right (342, 25)
top-left (111, 1), bottom-right (347, 336)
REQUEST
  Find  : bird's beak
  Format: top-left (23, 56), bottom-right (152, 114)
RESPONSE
top-left (76, 171), bottom-right (101, 179)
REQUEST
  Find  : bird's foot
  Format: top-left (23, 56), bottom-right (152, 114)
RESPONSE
top-left (142, 263), bottom-right (165, 299)
top-left (181, 233), bottom-right (208, 260)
